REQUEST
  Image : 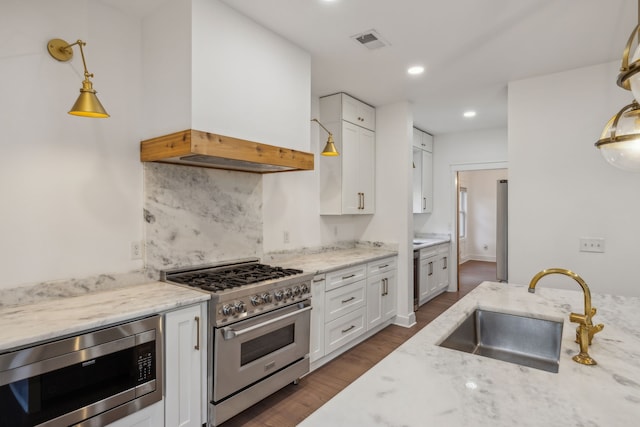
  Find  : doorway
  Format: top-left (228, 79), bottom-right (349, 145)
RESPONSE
top-left (453, 166), bottom-right (508, 291)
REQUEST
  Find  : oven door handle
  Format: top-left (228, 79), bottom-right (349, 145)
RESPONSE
top-left (222, 303), bottom-right (312, 340)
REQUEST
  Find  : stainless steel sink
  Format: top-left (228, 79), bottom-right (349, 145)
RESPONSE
top-left (438, 309), bottom-right (563, 373)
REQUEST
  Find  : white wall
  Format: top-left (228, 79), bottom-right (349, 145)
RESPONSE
top-left (191, 0), bottom-right (311, 151)
top-left (415, 128), bottom-right (508, 236)
top-left (509, 60), bottom-right (640, 296)
top-left (461, 169), bottom-right (508, 262)
top-left (0, 0), bottom-right (143, 288)
top-left (361, 102), bottom-right (414, 326)
top-left (140, 0), bottom-right (191, 138)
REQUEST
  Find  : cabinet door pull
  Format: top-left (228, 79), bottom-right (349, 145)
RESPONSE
top-left (194, 316), bottom-right (200, 351)
top-left (341, 296), bottom-right (356, 304)
top-left (342, 325), bottom-right (356, 334)
top-left (362, 193), bottom-right (365, 210)
top-left (383, 278), bottom-right (388, 296)
top-left (443, 257), bottom-right (448, 269)
top-left (342, 274), bottom-right (356, 280)
top-left (428, 262), bottom-right (433, 276)
top-left (423, 197), bottom-right (427, 210)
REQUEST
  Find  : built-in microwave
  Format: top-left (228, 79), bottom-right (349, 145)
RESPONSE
top-left (0, 315), bottom-right (163, 427)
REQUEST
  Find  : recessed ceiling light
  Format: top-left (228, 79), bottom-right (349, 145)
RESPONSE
top-left (463, 111), bottom-right (477, 118)
top-left (407, 66), bottom-right (424, 75)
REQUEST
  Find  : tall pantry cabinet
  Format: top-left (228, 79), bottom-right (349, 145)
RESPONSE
top-left (413, 127), bottom-right (433, 213)
top-left (319, 93), bottom-right (376, 215)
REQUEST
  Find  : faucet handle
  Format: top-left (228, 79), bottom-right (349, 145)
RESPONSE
top-left (569, 312), bottom-right (587, 325)
top-left (588, 323), bottom-right (604, 345)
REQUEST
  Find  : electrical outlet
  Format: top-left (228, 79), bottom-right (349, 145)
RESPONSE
top-left (579, 238), bottom-right (605, 253)
top-left (131, 241), bottom-right (142, 260)
top-left (283, 231), bottom-right (290, 244)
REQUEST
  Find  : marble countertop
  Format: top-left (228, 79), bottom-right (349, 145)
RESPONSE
top-left (412, 236), bottom-right (450, 250)
top-left (299, 281), bottom-right (640, 426)
top-left (267, 247), bottom-right (398, 274)
top-left (0, 281), bottom-right (210, 352)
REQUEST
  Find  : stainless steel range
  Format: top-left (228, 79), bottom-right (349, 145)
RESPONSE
top-left (161, 258), bottom-right (313, 426)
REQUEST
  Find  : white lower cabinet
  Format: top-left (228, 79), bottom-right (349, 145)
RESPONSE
top-left (309, 274), bottom-right (326, 363)
top-left (104, 402), bottom-right (164, 427)
top-left (419, 243), bottom-right (450, 306)
top-left (310, 256), bottom-right (398, 371)
top-left (324, 307), bottom-right (366, 354)
top-left (325, 279), bottom-right (366, 322)
top-left (436, 244), bottom-right (450, 293)
top-left (164, 302), bottom-right (207, 427)
top-left (366, 257), bottom-right (397, 330)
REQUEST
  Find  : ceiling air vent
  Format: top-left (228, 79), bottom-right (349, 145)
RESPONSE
top-left (351, 29), bottom-right (389, 50)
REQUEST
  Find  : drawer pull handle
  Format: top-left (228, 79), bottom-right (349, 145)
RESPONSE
top-left (313, 277), bottom-right (325, 282)
top-left (341, 296), bottom-right (356, 304)
top-left (378, 264), bottom-right (389, 269)
top-left (342, 325), bottom-right (356, 334)
top-left (342, 274), bottom-right (356, 280)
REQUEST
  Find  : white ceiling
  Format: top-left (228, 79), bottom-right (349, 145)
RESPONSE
top-left (103, 0), bottom-right (637, 135)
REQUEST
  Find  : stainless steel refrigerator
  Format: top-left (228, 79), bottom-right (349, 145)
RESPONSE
top-left (496, 179), bottom-right (508, 282)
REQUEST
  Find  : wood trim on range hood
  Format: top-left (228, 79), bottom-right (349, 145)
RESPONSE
top-left (140, 129), bottom-right (314, 173)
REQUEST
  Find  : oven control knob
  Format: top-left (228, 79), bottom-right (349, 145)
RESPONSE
top-left (292, 286), bottom-right (301, 296)
top-left (222, 304), bottom-right (234, 316)
top-left (274, 290), bottom-right (284, 301)
top-left (300, 284), bottom-right (309, 294)
top-left (261, 293), bottom-right (272, 303)
top-left (234, 301), bottom-right (246, 314)
top-left (284, 288), bottom-right (293, 299)
top-left (250, 295), bottom-right (262, 306)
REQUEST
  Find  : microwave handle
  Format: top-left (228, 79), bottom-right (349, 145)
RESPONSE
top-left (222, 304), bottom-right (312, 340)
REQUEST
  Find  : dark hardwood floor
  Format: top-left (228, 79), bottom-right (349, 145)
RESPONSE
top-left (221, 260), bottom-right (497, 427)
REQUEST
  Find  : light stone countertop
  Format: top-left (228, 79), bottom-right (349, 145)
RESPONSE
top-left (412, 236), bottom-right (450, 250)
top-left (266, 247), bottom-right (398, 274)
top-left (299, 281), bottom-right (640, 427)
top-left (0, 281), bottom-right (210, 352)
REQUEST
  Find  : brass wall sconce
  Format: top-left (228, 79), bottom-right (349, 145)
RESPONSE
top-left (47, 38), bottom-right (109, 118)
top-left (311, 118), bottom-right (339, 156)
top-left (596, 0), bottom-right (640, 170)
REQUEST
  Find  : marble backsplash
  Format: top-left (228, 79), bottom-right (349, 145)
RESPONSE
top-left (0, 270), bottom-right (149, 308)
top-left (144, 163), bottom-right (263, 274)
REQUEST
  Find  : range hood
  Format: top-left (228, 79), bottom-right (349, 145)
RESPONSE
top-left (140, 129), bottom-right (314, 174)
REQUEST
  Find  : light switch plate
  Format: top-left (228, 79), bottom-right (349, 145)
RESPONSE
top-left (579, 238), bottom-right (605, 253)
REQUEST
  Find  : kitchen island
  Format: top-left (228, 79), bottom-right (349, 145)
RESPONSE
top-left (299, 281), bottom-right (640, 426)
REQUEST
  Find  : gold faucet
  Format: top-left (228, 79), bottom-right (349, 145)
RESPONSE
top-left (528, 268), bottom-right (604, 366)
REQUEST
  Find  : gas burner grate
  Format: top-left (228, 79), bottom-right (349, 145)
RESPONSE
top-left (169, 263), bottom-right (303, 292)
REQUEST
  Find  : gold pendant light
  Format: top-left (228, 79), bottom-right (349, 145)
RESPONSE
top-left (47, 38), bottom-right (109, 118)
top-left (596, 1), bottom-right (640, 170)
top-left (311, 118), bottom-right (339, 156)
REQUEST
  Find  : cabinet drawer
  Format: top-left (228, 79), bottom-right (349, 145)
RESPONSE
top-left (367, 256), bottom-right (397, 275)
top-left (419, 247), bottom-right (437, 260)
top-left (326, 264), bottom-right (367, 291)
top-left (324, 307), bottom-right (366, 355)
top-left (324, 279), bottom-right (366, 323)
top-left (437, 243), bottom-right (450, 254)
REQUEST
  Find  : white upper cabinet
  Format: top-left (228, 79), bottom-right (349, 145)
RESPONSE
top-left (319, 93), bottom-right (376, 215)
top-left (413, 127), bottom-right (433, 214)
top-left (412, 127), bottom-right (433, 151)
top-left (342, 94), bottom-right (376, 131)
